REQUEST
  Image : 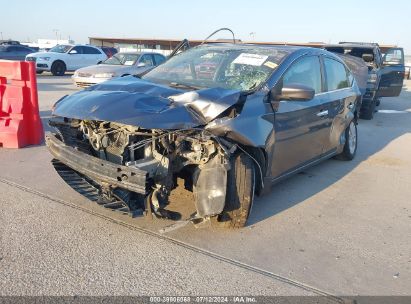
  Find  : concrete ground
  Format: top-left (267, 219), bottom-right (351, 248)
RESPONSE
top-left (0, 74), bottom-right (410, 297)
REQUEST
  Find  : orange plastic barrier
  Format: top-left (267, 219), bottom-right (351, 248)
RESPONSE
top-left (0, 60), bottom-right (43, 148)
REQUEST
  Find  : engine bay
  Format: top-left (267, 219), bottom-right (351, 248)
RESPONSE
top-left (49, 118), bottom-right (231, 221)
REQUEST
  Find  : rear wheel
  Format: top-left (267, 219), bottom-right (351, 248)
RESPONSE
top-left (335, 120), bottom-right (357, 161)
top-left (213, 153), bottom-right (255, 228)
top-left (51, 61), bottom-right (66, 76)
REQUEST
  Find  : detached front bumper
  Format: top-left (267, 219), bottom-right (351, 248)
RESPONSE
top-left (45, 133), bottom-right (148, 194)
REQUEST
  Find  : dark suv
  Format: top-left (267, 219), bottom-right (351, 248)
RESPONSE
top-left (325, 42), bottom-right (405, 119)
top-left (46, 44), bottom-right (361, 228)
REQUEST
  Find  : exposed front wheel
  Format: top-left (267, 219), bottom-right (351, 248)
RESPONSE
top-left (335, 120), bottom-right (357, 161)
top-left (51, 61), bottom-right (66, 76)
top-left (213, 153), bottom-right (255, 228)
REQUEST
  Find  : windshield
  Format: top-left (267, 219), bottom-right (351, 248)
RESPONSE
top-left (142, 46), bottom-right (288, 90)
top-left (104, 53), bottom-right (140, 65)
top-left (49, 45), bottom-right (72, 53)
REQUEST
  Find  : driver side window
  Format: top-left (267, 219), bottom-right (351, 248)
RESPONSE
top-left (282, 56), bottom-right (322, 94)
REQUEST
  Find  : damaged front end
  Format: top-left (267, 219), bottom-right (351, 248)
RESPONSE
top-left (46, 115), bottom-right (234, 221)
top-left (45, 42), bottom-right (284, 226)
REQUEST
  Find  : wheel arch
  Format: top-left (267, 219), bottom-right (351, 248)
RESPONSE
top-left (236, 145), bottom-right (267, 196)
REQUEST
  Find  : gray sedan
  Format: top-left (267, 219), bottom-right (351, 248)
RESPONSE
top-left (72, 52), bottom-right (166, 88)
top-left (0, 45), bottom-right (36, 61)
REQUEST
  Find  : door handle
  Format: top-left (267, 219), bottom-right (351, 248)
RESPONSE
top-left (316, 110), bottom-right (329, 117)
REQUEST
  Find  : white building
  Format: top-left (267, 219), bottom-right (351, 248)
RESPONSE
top-left (21, 39), bottom-right (75, 50)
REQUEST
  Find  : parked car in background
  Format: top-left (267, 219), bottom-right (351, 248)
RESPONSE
top-left (47, 44), bottom-right (361, 228)
top-left (325, 43), bottom-right (405, 120)
top-left (0, 44), bottom-right (36, 61)
top-left (72, 52), bottom-right (166, 88)
top-left (100, 46), bottom-right (118, 58)
top-left (0, 40), bottom-right (21, 46)
top-left (25, 44), bottom-right (107, 76)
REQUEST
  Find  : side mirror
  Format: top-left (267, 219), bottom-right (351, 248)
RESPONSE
top-left (272, 84), bottom-right (315, 101)
top-left (362, 54), bottom-right (374, 63)
top-left (69, 50), bottom-right (78, 54)
top-left (137, 62), bottom-right (146, 67)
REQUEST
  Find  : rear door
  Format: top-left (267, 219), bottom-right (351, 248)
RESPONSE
top-left (377, 47), bottom-right (405, 97)
top-left (67, 46), bottom-right (84, 70)
top-left (321, 56), bottom-right (359, 153)
top-left (82, 46), bottom-right (103, 66)
top-left (270, 55), bottom-right (330, 178)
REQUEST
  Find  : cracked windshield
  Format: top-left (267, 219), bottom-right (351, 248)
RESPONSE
top-left (143, 46), bottom-right (288, 90)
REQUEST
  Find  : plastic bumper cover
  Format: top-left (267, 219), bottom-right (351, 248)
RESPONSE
top-left (45, 132), bottom-right (148, 194)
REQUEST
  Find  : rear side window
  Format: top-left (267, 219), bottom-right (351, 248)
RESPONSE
top-left (140, 54), bottom-right (154, 66)
top-left (282, 56), bottom-right (322, 94)
top-left (71, 46), bottom-right (83, 54)
top-left (83, 46), bottom-right (101, 55)
top-left (324, 57), bottom-right (350, 91)
top-left (154, 54), bottom-right (166, 65)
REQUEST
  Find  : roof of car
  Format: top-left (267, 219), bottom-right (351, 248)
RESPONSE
top-left (198, 42), bottom-right (309, 53)
top-left (324, 43), bottom-right (376, 50)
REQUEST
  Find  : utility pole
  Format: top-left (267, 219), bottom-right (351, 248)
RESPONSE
top-left (53, 29), bottom-right (59, 42)
top-left (249, 32), bottom-right (256, 41)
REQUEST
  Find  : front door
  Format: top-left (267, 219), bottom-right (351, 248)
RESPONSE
top-left (270, 55), bottom-right (329, 178)
top-left (377, 48), bottom-right (405, 97)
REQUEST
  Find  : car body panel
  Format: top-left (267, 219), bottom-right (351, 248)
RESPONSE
top-left (53, 76), bottom-right (242, 129)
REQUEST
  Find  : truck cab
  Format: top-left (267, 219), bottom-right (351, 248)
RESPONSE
top-left (324, 42), bottom-right (405, 120)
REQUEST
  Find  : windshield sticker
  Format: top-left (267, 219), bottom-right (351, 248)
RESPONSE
top-left (124, 61), bottom-right (134, 66)
top-left (233, 53), bottom-right (269, 66)
top-left (264, 61), bottom-right (278, 69)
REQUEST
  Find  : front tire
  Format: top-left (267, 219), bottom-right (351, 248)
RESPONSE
top-left (213, 153), bottom-right (255, 228)
top-left (335, 120), bottom-right (357, 161)
top-left (51, 61), bottom-right (66, 76)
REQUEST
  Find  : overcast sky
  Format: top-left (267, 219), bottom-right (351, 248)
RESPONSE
top-left (1, 0), bottom-right (410, 54)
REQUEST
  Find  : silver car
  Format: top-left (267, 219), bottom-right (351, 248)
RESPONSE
top-left (72, 52), bottom-right (166, 88)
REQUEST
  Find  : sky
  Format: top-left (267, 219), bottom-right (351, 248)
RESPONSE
top-left (1, 0), bottom-right (410, 54)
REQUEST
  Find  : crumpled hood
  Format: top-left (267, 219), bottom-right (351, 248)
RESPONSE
top-left (52, 76), bottom-right (242, 129)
